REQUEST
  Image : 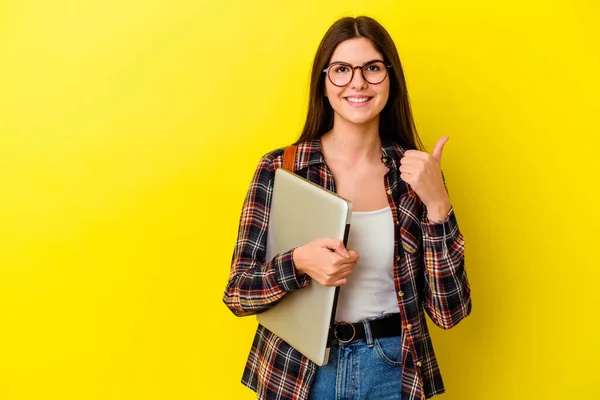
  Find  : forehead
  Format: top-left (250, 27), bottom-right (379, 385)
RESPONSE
top-left (329, 38), bottom-right (383, 65)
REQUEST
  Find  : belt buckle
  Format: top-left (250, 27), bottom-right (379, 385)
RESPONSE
top-left (333, 321), bottom-right (356, 344)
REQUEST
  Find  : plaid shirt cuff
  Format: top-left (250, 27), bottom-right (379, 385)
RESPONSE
top-left (273, 249), bottom-right (311, 292)
top-left (420, 207), bottom-right (459, 246)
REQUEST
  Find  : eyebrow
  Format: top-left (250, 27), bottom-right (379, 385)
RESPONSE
top-left (328, 59), bottom-right (385, 66)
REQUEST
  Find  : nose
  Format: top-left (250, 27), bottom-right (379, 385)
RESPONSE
top-left (349, 66), bottom-right (367, 89)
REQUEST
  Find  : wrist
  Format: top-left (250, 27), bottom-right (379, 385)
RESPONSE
top-left (291, 247), bottom-right (306, 276)
top-left (425, 199), bottom-right (451, 222)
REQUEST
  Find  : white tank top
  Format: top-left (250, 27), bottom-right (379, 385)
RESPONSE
top-left (335, 206), bottom-right (400, 323)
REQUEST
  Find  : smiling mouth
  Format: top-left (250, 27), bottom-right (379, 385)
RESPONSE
top-left (344, 96), bottom-right (373, 103)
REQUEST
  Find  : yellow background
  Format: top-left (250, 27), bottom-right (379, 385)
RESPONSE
top-left (1, 0), bottom-right (598, 399)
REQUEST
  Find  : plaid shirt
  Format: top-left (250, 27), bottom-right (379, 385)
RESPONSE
top-left (223, 139), bottom-right (472, 400)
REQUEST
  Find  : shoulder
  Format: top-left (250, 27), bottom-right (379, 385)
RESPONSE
top-left (256, 140), bottom-right (314, 168)
top-left (253, 140), bottom-right (320, 174)
top-left (260, 147), bottom-right (285, 163)
top-left (254, 147), bottom-right (285, 173)
top-left (248, 147), bottom-right (288, 182)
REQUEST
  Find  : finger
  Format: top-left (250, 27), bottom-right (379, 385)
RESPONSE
top-left (399, 156), bottom-right (419, 166)
top-left (400, 172), bottom-right (414, 185)
top-left (333, 264), bottom-right (356, 280)
top-left (334, 254), bottom-right (357, 267)
top-left (431, 136), bottom-right (449, 163)
top-left (336, 253), bottom-right (359, 269)
top-left (330, 278), bottom-right (348, 287)
top-left (403, 150), bottom-right (429, 160)
top-left (337, 261), bottom-right (358, 273)
top-left (321, 265), bottom-right (354, 286)
top-left (318, 238), bottom-right (350, 258)
top-left (399, 164), bottom-right (418, 174)
top-left (346, 250), bottom-right (360, 261)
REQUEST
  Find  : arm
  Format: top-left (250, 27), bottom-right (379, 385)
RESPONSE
top-left (223, 154), bottom-right (310, 317)
top-left (421, 207), bottom-right (472, 329)
top-left (401, 138), bottom-right (472, 329)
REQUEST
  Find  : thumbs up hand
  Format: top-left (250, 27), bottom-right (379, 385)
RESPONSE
top-left (400, 136), bottom-right (452, 221)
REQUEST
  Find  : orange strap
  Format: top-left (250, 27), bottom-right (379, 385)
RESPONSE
top-left (282, 145), bottom-right (297, 172)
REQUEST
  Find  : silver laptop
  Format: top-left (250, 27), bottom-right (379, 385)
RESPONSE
top-left (256, 168), bottom-right (352, 366)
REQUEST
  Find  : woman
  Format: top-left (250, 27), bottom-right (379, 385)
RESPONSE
top-left (223, 16), bottom-right (471, 400)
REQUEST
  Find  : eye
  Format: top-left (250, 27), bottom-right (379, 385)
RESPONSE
top-left (366, 64), bottom-right (381, 72)
top-left (334, 65), bottom-right (349, 73)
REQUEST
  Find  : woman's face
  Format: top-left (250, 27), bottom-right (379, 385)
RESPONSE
top-left (324, 38), bottom-right (390, 127)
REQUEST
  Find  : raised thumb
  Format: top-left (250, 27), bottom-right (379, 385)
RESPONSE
top-left (431, 136), bottom-right (449, 163)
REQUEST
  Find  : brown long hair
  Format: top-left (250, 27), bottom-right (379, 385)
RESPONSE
top-left (295, 16), bottom-right (423, 150)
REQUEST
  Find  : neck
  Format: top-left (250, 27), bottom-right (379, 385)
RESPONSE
top-left (321, 116), bottom-right (382, 164)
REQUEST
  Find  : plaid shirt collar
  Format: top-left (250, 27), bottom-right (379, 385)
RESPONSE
top-left (295, 138), bottom-right (406, 171)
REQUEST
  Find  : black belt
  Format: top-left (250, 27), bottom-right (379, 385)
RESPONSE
top-left (329, 313), bottom-right (402, 346)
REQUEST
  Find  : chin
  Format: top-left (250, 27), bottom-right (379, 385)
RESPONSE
top-left (342, 112), bottom-right (378, 126)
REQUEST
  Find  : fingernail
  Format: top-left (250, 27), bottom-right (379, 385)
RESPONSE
top-left (343, 249), bottom-right (350, 258)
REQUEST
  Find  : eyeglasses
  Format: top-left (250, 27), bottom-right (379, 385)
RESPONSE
top-left (323, 60), bottom-right (391, 87)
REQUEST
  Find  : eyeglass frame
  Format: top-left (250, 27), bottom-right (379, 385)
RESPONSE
top-left (322, 59), bottom-right (392, 87)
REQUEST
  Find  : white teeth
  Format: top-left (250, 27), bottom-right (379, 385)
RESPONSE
top-left (346, 97), bottom-right (370, 103)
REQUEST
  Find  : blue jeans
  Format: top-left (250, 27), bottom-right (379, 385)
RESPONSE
top-left (309, 319), bottom-right (403, 400)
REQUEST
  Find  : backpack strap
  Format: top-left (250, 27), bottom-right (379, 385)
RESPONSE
top-left (282, 145), bottom-right (298, 172)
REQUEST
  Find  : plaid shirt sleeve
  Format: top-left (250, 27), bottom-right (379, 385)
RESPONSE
top-left (420, 207), bottom-right (472, 329)
top-left (223, 153), bottom-right (310, 317)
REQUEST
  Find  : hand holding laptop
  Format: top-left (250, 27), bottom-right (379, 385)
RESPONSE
top-left (293, 238), bottom-right (360, 287)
